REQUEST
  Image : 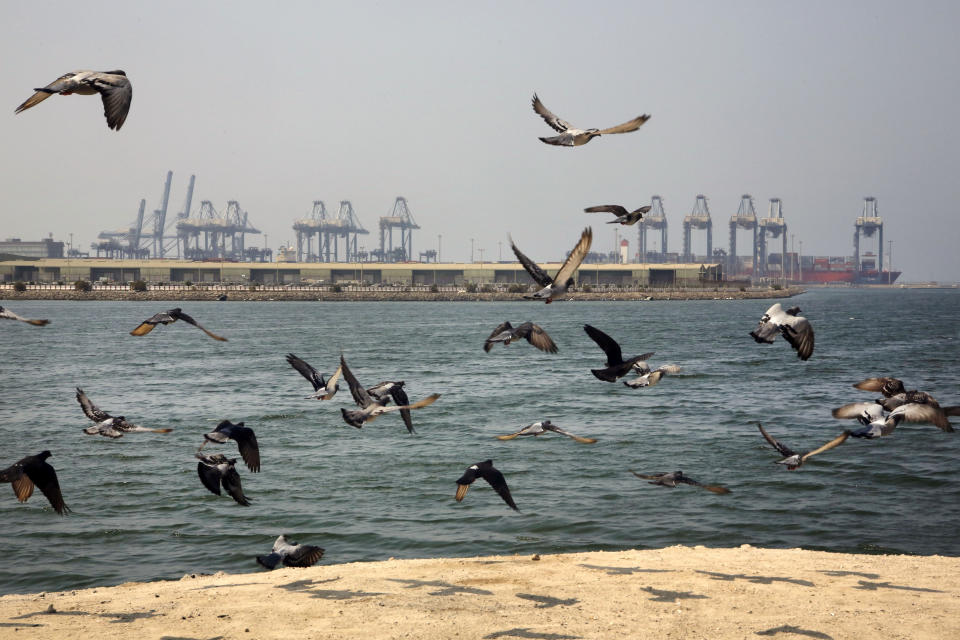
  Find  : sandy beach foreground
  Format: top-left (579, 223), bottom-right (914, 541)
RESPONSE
top-left (0, 546), bottom-right (956, 639)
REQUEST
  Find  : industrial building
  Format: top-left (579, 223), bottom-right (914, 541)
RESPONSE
top-left (0, 237), bottom-right (64, 258)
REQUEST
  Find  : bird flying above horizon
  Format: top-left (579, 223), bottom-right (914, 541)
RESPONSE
top-left (15, 70), bottom-right (132, 130)
top-left (532, 93), bottom-right (650, 147)
top-left (511, 227), bottom-right (592, 303)
top-left (130, 308), bottom-right (227, 341)
top-left (584, 205), bottom-right (651, 226)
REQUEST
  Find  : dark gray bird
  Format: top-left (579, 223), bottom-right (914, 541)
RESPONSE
top-left (455, 459), bottom-right (519, 511)
top-left (200, 420), bottom-right (260, 472)
top-left (256, 535), bottom-right (325, 570)
top-left (749, 303), bottom-right (814, 360)
top-left (583, 324), bottom-right (655, 382)
top-left (130, 308), bottom-right (227, 341)
top-left (584, 204), bottom-right (651, 226)
top-left (623, 364), bottom-right (682, 389)
top-left (629, 470), bottom-right (731, 494)
top-left (196, 453), bottom-right (251, 506)
top-left (532, 93), bottom-right (650, 147)
top-left (496, 420), bottom-right (596, 444)
top-left (0, 305), bottom-right (49, 326)
top-left (339, 355), bottom-right (440, 430)
top-left (76, 387), bottom-right (172, 438)
top-left (286, 353), bottom-right (341, 400)
top-left (757, 423), bottom-right (849, 470)
top-left (484, 321), bottom-right (558, 353)
top-left (15, 69), bottom-right (132, 130)
top-left (511, 227), bottom-right (593, 303)
top-left (365, 380), bottom-right (416, 433)
top-left (0, 451), bottom-right (69, 515)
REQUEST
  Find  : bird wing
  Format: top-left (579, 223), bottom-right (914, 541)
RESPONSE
top-left (584, 205), bottom-right (629, 218)
top-left (479, 464), bottom-right (519, 511)
top-left (544, 424), bottom-right (597, 444)
top-left (93, 73), bottom-right (132, 130)
top-left (256, 552), bottom-right (282, 570)
top-left (75, 387), bottom-right (111, 422)
top-left (286, 353), bottom-right (324, 391)
top-left (629, 470), bottom-right (664, 481)
top-left (129, 320), bottom-right (158, 336)
top-left (596, 114), bottom-right (651, 136)
top-left (340, 355), bottom-right (373, 408)
top-left (221, 465), bottom-right (251, 506)
top-left (0, 463), bottom-right (34, 503)
top-left (391, 393), bottom-right (440, 412)
top-left (510, 238), bottom-right (554, 288)
top-left (283, 544), bottom-right (325, 568)
top-left (757, 424), bottom-right (796, 458)
top-left (0, 307), bottom-right (49, 325)
top-left (484, 321), bottom-right (513, 352)
top-left (853, 377), bottom-right (904, 396)
top-left (389, 385), bottom-right (415, 434)
top-left (231, 426), bottom-right (260, 473)
top-left (552, 227), bottom-right (593, 287)
top-left (196, 459), bottom-right (224, 496)
top-left (800, 432), bottom-right (849, 462)
top-left (781, 316), bottom-right (814, 360)
top-left (25, 459), bottom-right (69, 515)
top-left (749, 320), bottom-right (780, 344)
top-left (831, 402), bottom-right (876, 420)
top-left (454, 465), bottom-right (480, 501)
top-left (515, 323), bottom-right (558, 353)
top-left (495, 424), bottom-right (535, 440)
top-left (896, 403), bottom-right (952, 431)
top-left (326, 364), bottom-right (343, 391)
top-left (171, 309), bottom-right (227, 341)
top-left (583, 324), bottom-right (623, 366)
top-left (14, 71), bottom-right (84, 113)
top-left (531, 94), bottom-right (571, 132)
top-left (675, 475), bottom-right (731, 494)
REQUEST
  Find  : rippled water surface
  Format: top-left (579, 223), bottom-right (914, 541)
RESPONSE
top-left (1, 288), bottom-right (958, 595)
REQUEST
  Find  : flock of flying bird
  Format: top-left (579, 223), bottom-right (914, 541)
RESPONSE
top-left (4, 75), bottom-right (958, 569)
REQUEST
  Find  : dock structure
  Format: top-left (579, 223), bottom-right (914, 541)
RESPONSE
top-left (293, 200), bottom-right (329, 262)
top-left (377, 197), bottom-right (420, 262)
top-left (637, 195), bottom-right (668, 263)
top-left (854, 196), bottom-right (883, 274)
top-left (728, 194), bottom-right (758, 276)
top-left (757, 198), bottom-right (787, 278)
top-left (682, 194), bottom-right (713, 263)
top-left (176, 200), bottom-right (261, 261)
top-left (93, 170), bottom-right (177, 259)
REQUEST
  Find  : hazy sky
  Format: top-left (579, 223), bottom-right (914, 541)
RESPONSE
top-left (2, 1), bottom-right (958, 281)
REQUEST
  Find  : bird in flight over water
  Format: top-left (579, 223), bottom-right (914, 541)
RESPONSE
top-left (76, 387), bottom-right (173, 438)
top-left (130, 308), bottom-right (227, 341)
top-left (749, 303), bottom-right (814, 361)
top-left (286, 353), bottom-right (342, 400)
top-left (629, 470), bottom-right (730, 494)
top-left (15, 70), bottom-right (132, 130)
top-left (484, 321), bottom-right (558, 353)
top-left (584, 204), bottom-right (651, 226)
top-left (0, 451), bottom-right (70, 515)
top-left (455, 459), bottom-right (519, 511)
top-left (757, 423), bottom-right (848, 470)
top-left (511, 227), bottom-right (592, 303)
top-left (0, 305), bottom-right (49, 326)
top-left (583, 324), bottom-right (655, 383)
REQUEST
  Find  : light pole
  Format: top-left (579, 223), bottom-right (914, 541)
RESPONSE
top-left (470, 238), bottom-right (474, 263)
top-left (438, 234), bottom-right (442, 263)
top-left (264, 234), bottom-right (269, 262)
top-left (498, 241), bottom-right (502, 262)
top-left (798, 240), bottom-right (803, 283)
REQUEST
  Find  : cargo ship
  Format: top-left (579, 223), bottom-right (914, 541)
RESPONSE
top-left (729, 251), bottom-right (901, 285)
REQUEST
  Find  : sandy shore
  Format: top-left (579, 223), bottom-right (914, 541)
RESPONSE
top-left (0, 546), bottom-right (955, 639)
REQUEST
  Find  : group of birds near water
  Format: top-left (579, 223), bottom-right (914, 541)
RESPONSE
top-left (5, 72), bottom-right (958, 572)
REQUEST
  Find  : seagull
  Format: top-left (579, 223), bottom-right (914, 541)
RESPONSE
top-left (286, 353), bottom-right (341, 400)
top-left (195, 453), bottom-right (251, 506)
top-left (484, 321), bottom-right (558, 353)
top-left (629, 470), bottom-right (731, 494)
top-left (757, 423), bottom-right (849, 470)
top-left (76, 387), bottom-right (172, 438)
top-left (0, 451), bottom-right (69, 515)
top-left (15, 70), bottom-right (132, 130)
top-left (200, 420), bottom-right (260, 472)
top-left (130, 308), bottom-right (227, 341)
top-left (256, 535), bottom-right (325, 570)
top-left (531, 93), bottom-right (650, 147)
top-left (623, 364), bottom-right (683, 389)
top-left (455, 459), bottom-right (519, 511)
top-left (0, 305), bottom-right (49, 326)
top-left (584, 205), bottom-right (651, 226)
top-left (496, 420), bottom-right (596, 444)
top-left (749, 303), bottom-right (814, 360)
top-left (583, 324), bottom-right (655, 382)
top-left (511, 227), bottom-right (593, 303)
top-left (339, 355), bottom-right (440, 430)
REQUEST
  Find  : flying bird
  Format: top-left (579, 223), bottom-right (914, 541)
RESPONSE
top-left (531, 93), bottom-right (650, 147)
top-left (757, 423), bottom-right (848, 470)
top-left (339, 355), bottom-right (440, 430)
top-left (624, 364), bottom-right (683, 389)
top-left (511, 227), bottom-right (592, 303)
top-left (0, 451), bottom-right (69, 515)
top-left (0, 305), bottom-right (49, 326)
top-left (256, 535), bottom-right (325, 570)
top-left (749, 303), bottom-right (815, 360)
top-left (200, 420), bottom-right (260, 472)
top-left (286, 353), bottom-right (341, 400)
top-left (483, 321), bottom-right (558, 353)
top-left (76, 387), bottom-right (172, 438)
top-left (365, 380), bottom-right (417, 434)
top-left (629, 470), bottom-right (731, 494)
top-left (15, 70), bottom-right (132, 130)
top-left (455, 459), bottom-right (519, 510)
top-left (837, 377), bottom-right (959, 432)
top-left (496, 420), bottom-right (596, 444)
top-left (844, 405), bottom-right (907, 439)
top-left (583, 324), bottom-right (655, 382)
top-left (584, 205), bottom-right (651, 226)
top-left (196, 453), bottom-right (251, 506)
top-left (130, 308), bottom-right (227, 341)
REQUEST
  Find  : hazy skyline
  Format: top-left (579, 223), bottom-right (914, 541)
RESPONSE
top-left (2, 1), bottom-right (958, 281)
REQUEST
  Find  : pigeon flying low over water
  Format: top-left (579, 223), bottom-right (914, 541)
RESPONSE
top-left (749, 303), bottom-right (814, 360)
top-left (15, 69), bottom-right (132, 130)
top-left (584, 205), bottom-right (651, 226)
top-left (200, 420), bottom-right (260, 472)
top-left (130, 308), bottom-right (227, 341)
top-left (496, 420), bottom-right (596, 444)
top-left (583, 324), bottom-right (655, 382)
top-left (286, 353), bottom-right (341, 400)
top-left (76, 387), bottom-right (172, 438)
top-left (624, 364), bottom-right (682, 389)
top-left (511, 227), bottom-right (592, 303)
top-left (339, 355), bottom-right (440, 430)
top-left (484, 321), bottom-right (558, 353)
top-left (455, 459), bottom-right (519, 511)
top-left (629, 470), bottom-right (731, 494)
top-left (0, 305), bottom-right (49, 326)
top-left (365, 380), bottom-right (416, 434)
top-left (256, 535), bottom-right (325, 570)
top-left (0, 451), bottom-right (69, 515)
top-left (196, 453), bottom-right (251, 506)
top-left (757, 423), bottom-right (849, 470)
top-left (846, 377), bottom-right (959, 432)
top-left (843, 405), bottom-right (907, 439)
top-left (531, 93), bottom-right (650, 147)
